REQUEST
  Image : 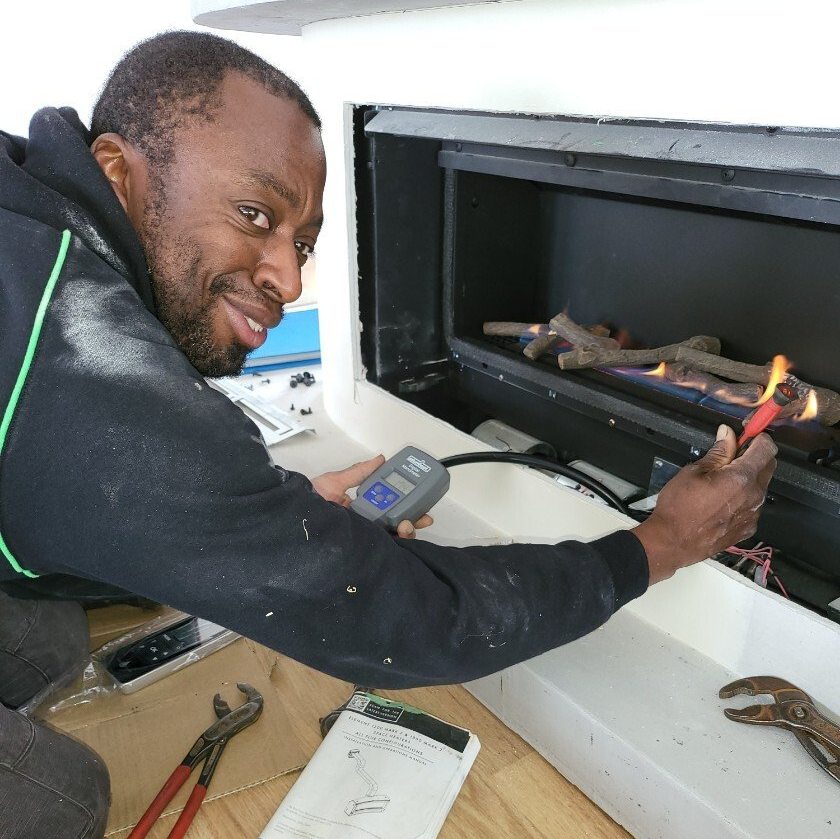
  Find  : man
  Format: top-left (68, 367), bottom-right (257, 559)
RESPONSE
top-left (0, 31), bottom-right (775, 838)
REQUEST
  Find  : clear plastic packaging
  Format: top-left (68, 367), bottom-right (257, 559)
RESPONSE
top-left (21, 610), bottom-right (239, 719)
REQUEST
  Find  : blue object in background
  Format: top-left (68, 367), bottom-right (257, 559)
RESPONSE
top-left (244, 306), bottom-right (320, 372)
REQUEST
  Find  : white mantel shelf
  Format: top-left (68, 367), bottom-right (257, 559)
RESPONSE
top-left (191, 0), bottom-right (516, 35)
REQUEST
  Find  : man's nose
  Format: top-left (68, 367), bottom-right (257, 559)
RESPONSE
top-left (251, 237), bottom-right (303, 305)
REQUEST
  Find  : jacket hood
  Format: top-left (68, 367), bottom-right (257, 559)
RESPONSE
top-left (0, 107), bottom-right (155, 313)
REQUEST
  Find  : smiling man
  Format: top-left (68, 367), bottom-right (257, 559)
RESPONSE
top-left (0, 32), bottom-right (776, 839)
top-left (91, 42), bottom-right (325, 378)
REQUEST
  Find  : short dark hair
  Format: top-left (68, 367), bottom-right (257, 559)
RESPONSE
top-left (91, 30), bottom-right (321, 168)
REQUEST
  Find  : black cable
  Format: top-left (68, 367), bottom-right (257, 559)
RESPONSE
top-left (438, 451), bottom-right (635, 518)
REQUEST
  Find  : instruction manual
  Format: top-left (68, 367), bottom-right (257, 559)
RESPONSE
top-left (259, 691), bottom-right (480, 839)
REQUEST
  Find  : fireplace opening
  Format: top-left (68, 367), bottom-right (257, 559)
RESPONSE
top-left (354, 105), bottom-right (840, 620)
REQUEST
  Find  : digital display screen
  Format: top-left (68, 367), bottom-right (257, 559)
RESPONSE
top-left (385, 471), bottom-right (415, 495)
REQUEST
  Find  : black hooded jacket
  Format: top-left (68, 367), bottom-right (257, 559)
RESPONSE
top-left (0, 108), bottom-right (649, 688)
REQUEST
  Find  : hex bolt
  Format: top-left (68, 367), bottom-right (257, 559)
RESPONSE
top-left (608, 418), bottom-right (616, 427)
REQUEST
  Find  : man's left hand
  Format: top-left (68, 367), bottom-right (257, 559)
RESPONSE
top-left (311, 455), bottom-right (434, 538)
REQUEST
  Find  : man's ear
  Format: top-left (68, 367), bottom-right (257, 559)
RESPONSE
top-left (90, 133), bottom-right (140, 216)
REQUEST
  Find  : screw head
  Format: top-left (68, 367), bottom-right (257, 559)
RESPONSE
top-left (721, 168), bottom-right (736, 182)
top-left (608, 418), bottom-right (616, 427)
top-left (565, 153), bottom-right (577, 167)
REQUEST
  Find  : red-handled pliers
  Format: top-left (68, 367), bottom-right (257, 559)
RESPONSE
top-left (128, 683), bottom-right (263, 839)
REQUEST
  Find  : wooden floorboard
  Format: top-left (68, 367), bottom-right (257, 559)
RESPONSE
top-left (107, 651), bottom-right (631, 838)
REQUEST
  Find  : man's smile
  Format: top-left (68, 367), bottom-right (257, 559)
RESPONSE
top-left (220, 295), bottom-right (279, 350)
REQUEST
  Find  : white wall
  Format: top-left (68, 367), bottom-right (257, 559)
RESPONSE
top-left (299, 0), bottom-right (840, 128)
top-left (0, 0), bottom-right (311, 138)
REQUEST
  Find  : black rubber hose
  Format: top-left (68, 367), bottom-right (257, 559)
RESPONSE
top-left (438, 451), bottom-right (634, 518)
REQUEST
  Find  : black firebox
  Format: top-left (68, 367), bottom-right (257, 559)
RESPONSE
top-left (354, 105), bottom-right (840, 617)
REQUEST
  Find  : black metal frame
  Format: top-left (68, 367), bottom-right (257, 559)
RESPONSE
top-left (356, 104), bottom-right (840, 603)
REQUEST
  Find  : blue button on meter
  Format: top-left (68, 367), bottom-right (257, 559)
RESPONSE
top-left (363, 485), bottom-right (399, 510)
top-left (350, 446), bottom-right (450, 530)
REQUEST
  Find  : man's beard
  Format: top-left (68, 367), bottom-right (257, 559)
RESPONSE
top-left (138, 186), bottom-right (250, 378)
top-left (153, 260), bottom-right (249, 378)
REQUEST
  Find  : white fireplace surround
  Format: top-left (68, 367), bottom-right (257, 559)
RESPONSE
top-left (195, 2), bottom-right (840, 835)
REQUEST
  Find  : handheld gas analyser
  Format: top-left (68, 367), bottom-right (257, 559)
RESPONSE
top-left (350, 446), bottom-right (450, 530)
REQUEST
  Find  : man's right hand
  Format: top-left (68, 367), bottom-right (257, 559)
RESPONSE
top-left (631, 425), bottom-right (777, 584)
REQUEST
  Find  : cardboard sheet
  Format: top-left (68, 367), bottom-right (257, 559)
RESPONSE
top-left (86, 604), bottom-right (169, 650)
top-left (50, 635), bottom-right (307, 835)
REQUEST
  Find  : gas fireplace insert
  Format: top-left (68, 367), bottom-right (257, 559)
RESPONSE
top-left (354, 105), bottom-right (840, 619)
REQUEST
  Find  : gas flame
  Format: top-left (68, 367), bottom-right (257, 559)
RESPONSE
top-left (641, 362), bottom-right (667, 378)
top-left (755, 355), bottom-right (793, 407)
top-left (794, 390), bottom-right (819, 422)
top-left (524, 324), bottom-right (554, 336)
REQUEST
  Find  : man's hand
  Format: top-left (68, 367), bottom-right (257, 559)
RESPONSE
top-left (311, 455), bottom-right (434, 539)
top-left (632, 425), bottom-right (777, 584)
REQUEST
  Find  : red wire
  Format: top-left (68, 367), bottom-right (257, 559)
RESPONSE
top-left (723, 544), bottom-right (790, 599)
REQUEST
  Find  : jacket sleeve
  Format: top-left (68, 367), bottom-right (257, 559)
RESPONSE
top-left (0, 242), bottom-right (649, 688)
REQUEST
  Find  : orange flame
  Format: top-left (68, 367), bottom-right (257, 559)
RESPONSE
top-left (640, 362), bottom-right (667, 378)
top-left (794, 390), bottom-right (819, 422)
top-left (524, 324), bottom-right (556, 337)
top-left (755, 355), bottom-right (793, 406)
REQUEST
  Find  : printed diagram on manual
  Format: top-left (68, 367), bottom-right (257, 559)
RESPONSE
top-left (346, 748), bottom-right (390, 815)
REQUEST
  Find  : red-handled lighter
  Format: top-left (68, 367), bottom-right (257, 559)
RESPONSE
top-left (736, 382), bottom-right (797, 455)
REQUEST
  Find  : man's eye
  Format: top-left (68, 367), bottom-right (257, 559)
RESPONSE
top-left (295, 241), bottom-right (315, 260)
top-left (238, 206), bottom-right (270, 230)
